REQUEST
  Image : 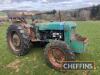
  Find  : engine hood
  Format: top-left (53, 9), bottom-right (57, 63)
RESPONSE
top-left (36, 21), bottom-right (76, 31)
top-left (37, 22), bottom-right (64, 30)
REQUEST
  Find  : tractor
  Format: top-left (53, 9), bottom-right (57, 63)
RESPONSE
top-left (6, 10), bottom-right (88, 69)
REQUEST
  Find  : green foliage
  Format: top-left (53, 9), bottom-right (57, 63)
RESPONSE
top-left (0, 21), bottom-right (100, 75)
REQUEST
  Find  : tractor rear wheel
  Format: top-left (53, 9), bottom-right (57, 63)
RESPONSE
top-left (44, 40), bottom-right (75, 69)
top-left (7, 25), bottom-right (31, 56)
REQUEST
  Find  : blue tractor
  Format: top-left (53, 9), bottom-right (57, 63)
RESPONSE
top-left (7, 10), bottom-right (88, 69)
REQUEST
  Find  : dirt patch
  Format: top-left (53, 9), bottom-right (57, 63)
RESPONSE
top-left (6, 59), bottom-right (21, 72)
top-left (82, 71), bottom-right (90, 75)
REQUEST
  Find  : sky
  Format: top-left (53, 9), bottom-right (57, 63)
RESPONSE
top-left (0, 0), bottom-right (100, 11)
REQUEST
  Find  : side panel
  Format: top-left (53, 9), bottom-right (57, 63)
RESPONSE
top-left (64, 22), bottom-right (76, 45)
top-left (64, 31), bottom-right (71, 45)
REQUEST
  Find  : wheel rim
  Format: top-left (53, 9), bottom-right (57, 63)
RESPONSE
top-left (12, 33), bottom-right (20, 47)
top-left (48, 47), bottom-right (65, 69)
top-left (9, 32), bottom-right (21, 51)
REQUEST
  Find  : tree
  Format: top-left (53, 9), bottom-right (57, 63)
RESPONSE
top-left (79, 9), bottom-right (91, 20)
top-left (91, 5), bottom-right (98, 19)
top-left (96, 5), bottom-right (100, 20)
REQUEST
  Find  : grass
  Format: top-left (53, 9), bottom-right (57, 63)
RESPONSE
top-left (0, 21), bottom-right (100, 75)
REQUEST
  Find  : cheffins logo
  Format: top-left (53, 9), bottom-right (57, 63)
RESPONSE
top-left (62, 61), bottom-right (95, 70)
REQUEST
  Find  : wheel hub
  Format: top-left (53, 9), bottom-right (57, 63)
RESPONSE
top-left (12, 34), bottom-right (20, 47)
top-left (48, 47), bottom-right (65, 68)
top-left (9, 32), bottom-right (21, 51)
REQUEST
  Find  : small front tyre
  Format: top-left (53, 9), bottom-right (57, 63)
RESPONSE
top-left (44, 40), bottom-right (75, 69)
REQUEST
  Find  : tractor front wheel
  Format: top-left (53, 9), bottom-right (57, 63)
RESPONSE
top-left (44, 40), bottom-right (75, 69)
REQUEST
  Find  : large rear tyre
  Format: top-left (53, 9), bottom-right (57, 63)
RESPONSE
top-left (44, 40), bottom-right (75, 69)
top-left (7, 25), bottom-right (31, 56)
